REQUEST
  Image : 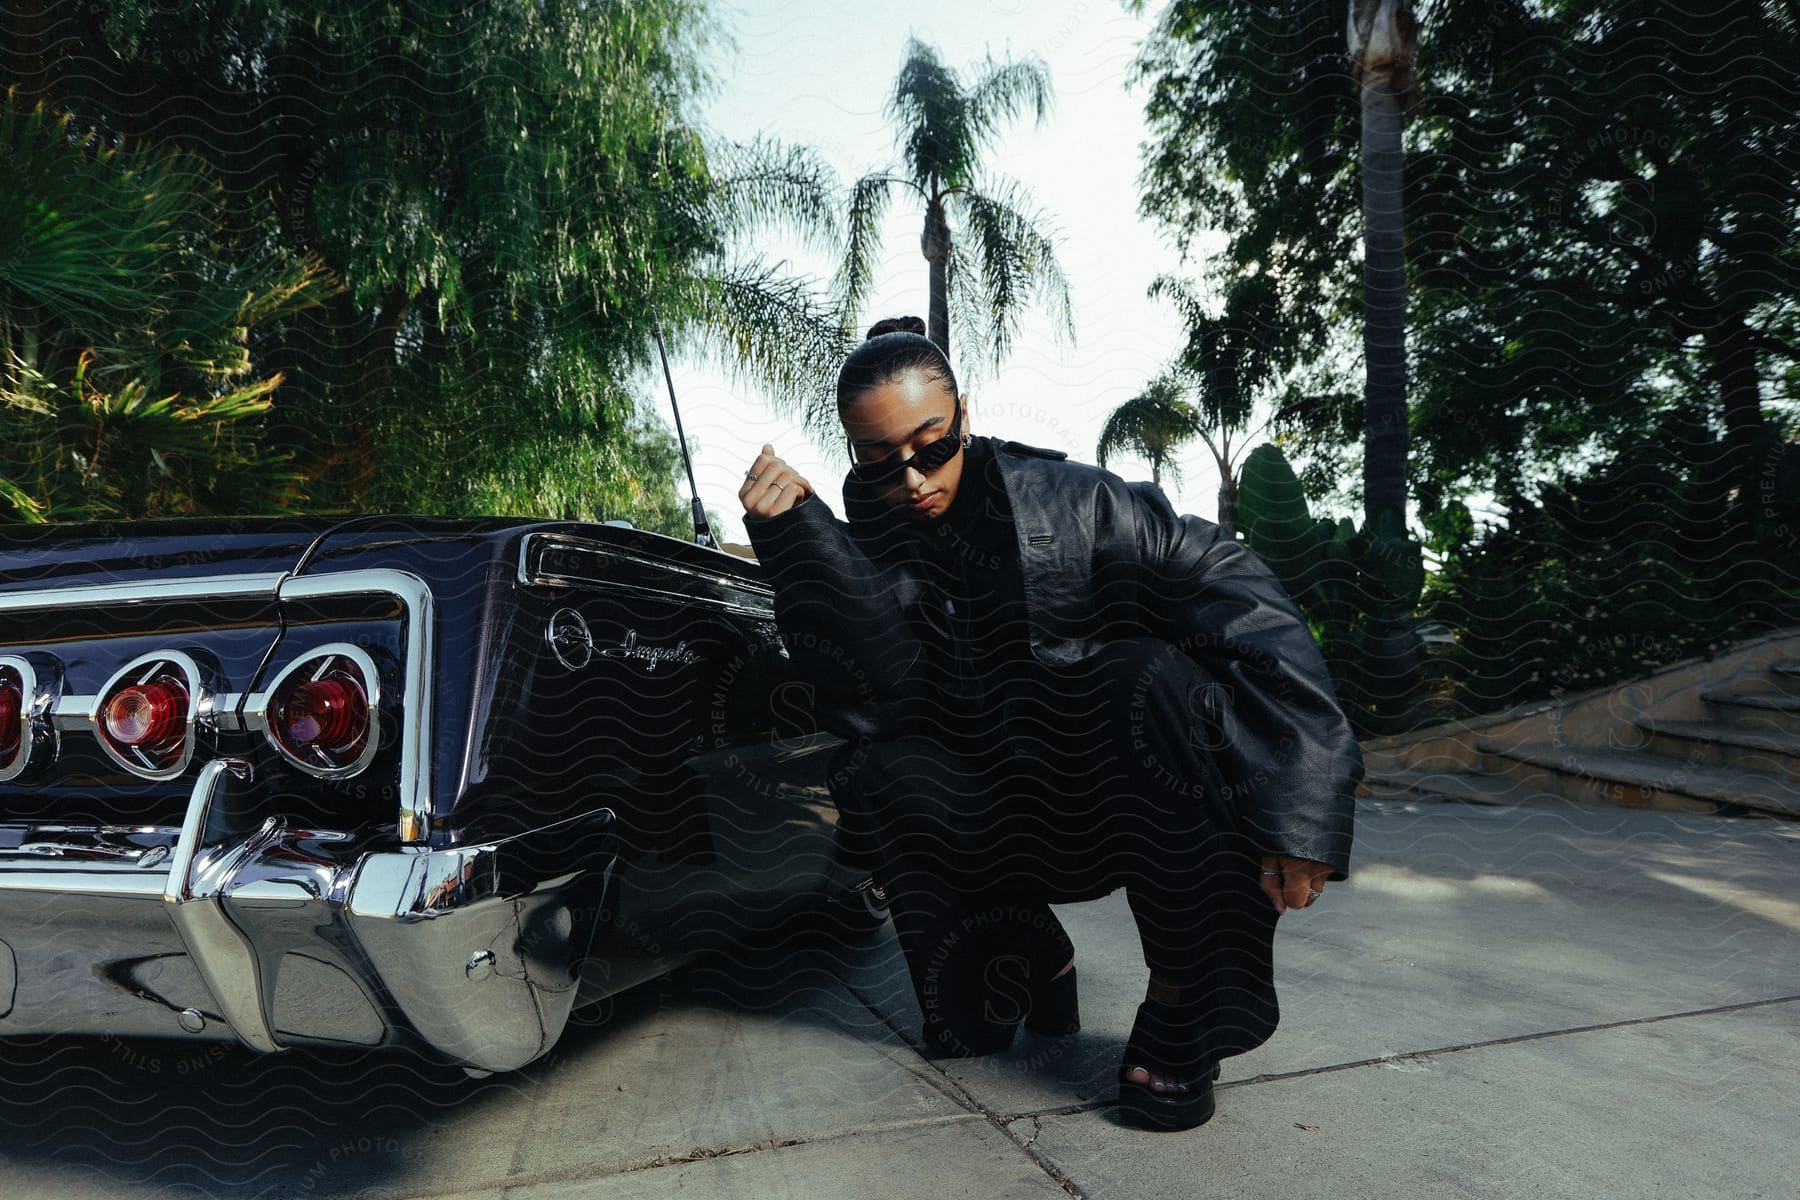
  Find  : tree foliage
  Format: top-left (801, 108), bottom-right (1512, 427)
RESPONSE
top-left (0, 95), bottom-right (332, 521)
top-left (4, 0), bottom-right (846, 533)
top-left (1130, 0), bottom-right (1800, 711)
top-left (1095, 373), bottom-right (1201, 491)
top-left (1129, 0), bottom-right (1800, 518)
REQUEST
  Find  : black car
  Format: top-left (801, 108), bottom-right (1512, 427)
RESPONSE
top-left (0, 516), bottom-right (880, 1075)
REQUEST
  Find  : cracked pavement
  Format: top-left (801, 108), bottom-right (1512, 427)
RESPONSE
top-left (0, 795), bottom-right (1795, 1199)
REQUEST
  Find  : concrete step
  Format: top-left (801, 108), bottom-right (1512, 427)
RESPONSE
top-left (1473, 737), bottom-right (1800, 819)
top-left (1631, 716), bottom-right (1800, 784)
top-left (1700, 685), bottom-right (1800, 737)
top-left (1359, 766), bottom-right (1585, 813)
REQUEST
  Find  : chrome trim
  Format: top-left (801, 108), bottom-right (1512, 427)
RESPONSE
top-left (0, 798), bottom-right (621, 1071)
top-left (517, 531), bottom-right (774, 617)
top-left (344, 804), bottom-right (617, 1072)
top-left (49, 695), bottom-right (97, 726)
top-left (246, 642), bottom-right (383, 780)
top-left (162, 757), bottom-right (285, 1054)
top-left (0, 572), bottom-right (286, 612)
top-left (278, 570), bottom-right (433, 843)
top-left (90, 649), bottom-right (212, 781)
top-left (0, 862), bottom-right (171, 897)
top-left (0, 653), bottom-right (62, 781)
top-left (53, 691), bottom-right (248, 732)
top-left (0, 573), bottom-right (282, 770)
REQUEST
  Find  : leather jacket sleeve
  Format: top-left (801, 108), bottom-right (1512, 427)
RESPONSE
top-left (743, 495), bottom-right (933, 745)
top-left (1118, 480), bottom-right (1364, 880)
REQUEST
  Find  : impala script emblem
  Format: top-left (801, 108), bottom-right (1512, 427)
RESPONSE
top-left (602, 628), bottom-right (701, 673)
top-left (547, 608), bottom-right (593, 669)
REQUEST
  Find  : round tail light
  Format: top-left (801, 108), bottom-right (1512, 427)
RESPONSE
top-left (1, 655), bottom-right (60, 782)
top-left (102, 679), bottom-right (188, 750)
top-left (275, 674), bottom-right (369, 757)
top-left (94, 654), bottom-right (201, 778)
top-left (263, 647), bottom-right (378, 776)
top-left (0, 667), bottom-right (22, 762)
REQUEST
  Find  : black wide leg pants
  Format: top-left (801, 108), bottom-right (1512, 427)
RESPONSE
top-left (825, 636), bottom-right (1281, 1061)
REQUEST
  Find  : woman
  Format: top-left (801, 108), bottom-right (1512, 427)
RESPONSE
top-left (739, 317), bottom-right (1363, 1132)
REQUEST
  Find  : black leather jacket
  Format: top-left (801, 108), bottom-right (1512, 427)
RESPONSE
top-left (744, 434), bottom-right (1363, 880)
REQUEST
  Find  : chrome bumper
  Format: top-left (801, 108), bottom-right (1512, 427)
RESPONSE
top-left (0, 760), bottom-right (617, 1073)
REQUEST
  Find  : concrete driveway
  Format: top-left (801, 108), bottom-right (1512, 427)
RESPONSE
top-left (1, 793), bottom-right (1795, 1199)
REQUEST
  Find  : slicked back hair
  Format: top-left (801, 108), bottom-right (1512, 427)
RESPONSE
top-left (836, 315), bottom-right (959, 415)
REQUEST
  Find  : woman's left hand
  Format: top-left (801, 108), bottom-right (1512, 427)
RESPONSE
top-left (1259, 853), bottom-right (1333, 914)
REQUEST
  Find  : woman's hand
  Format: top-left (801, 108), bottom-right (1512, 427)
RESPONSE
top-left (739, 443), bottom-right (814, 520)
top-left (1258, 853), bottom-right (1333, 915)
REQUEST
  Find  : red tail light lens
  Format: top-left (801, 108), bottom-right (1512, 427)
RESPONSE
top-left (277, 676), bottom-right (368, 756)
top-left (94, 657), bottom-right (198, 777)
top-left (265, 649), bottom-right (376, 775)
top-left (102, 679), bottom-right (188, 750)
top-left (0, 667), bottom-right (22, 762)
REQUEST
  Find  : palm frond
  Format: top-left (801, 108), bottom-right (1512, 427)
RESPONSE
top-left (1095, 373), bottom-right (1203, 486)
top-left (672, 257), bottom-right (855, 451)
top-left (829, 173), bottom-right (899, 333)
top-left (964, 53), bottom-right (1054, 148)
top-left (0, 96), bottom-right (211, 335)
top-left (887, 37), bottom-right (974, 188)
top-left (0, 92), bottom-right (332, 521)
top-left (705, 135), bottom-right (842, 255)
top-left (946, 177), bottom-right (1076, 370)
top-left (1152, 272), bottom-right (1286, 432)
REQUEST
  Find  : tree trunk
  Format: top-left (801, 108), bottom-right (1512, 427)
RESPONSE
top-left (1353, 0), bottom-right (1427, 733)
top-left (1359, 66), bottom-right (1408, 531)
top-left (1218, 473), bottom-right (1239, 539)
top-left (921, 196), bottom-right (951, 359)
top-left (1700, 310), bottom-right (1769, 504)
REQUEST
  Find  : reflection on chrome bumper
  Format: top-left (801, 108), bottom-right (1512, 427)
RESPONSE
top-left (0, 761), bottom-right (617, 1073)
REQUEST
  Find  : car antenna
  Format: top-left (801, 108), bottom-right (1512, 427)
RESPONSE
top-left (649, 307), bottom-right (716, 550)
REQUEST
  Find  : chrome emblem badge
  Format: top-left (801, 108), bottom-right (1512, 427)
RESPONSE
top-left (601, 628), bottom-right (701, 673)
top-left (547, 608), bottom-right (593, 669)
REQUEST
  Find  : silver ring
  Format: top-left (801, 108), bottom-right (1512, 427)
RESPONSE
top-left (1307, 888), bottom-right (1322, 899)
top-left (745, 471), bottom-right (760, 482)
top-left (1259, 869), bottom-right (1280, 876)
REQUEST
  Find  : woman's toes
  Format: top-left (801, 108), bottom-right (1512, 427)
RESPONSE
top-left (1126, 1065), bottom-right (1195, 1094)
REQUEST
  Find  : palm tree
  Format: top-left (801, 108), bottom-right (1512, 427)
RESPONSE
top-left (1096, 375), bottom-right (1200, 490)
top-left (1348, 0), bottom-right (1427, 728)
top-left (1113, 273), bottom-right (1296, 536)
top-left (1098, 362), bottom-right (1305, 538)
top-left (1348, 0), bottom-right (1419, 539)
top-left (835, 38), bottom-right (1074, 375)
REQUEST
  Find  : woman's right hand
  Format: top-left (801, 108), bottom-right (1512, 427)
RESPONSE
top-left (739, 443), bottom-right (814, 520)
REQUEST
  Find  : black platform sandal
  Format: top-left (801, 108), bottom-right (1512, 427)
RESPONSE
top-left (1115, 993), bottom-right (1222, 1131)
top-left (1022, 963), bottom-right (1081, 1037)
top-left (921, 957), bottom-right (1079, 1056)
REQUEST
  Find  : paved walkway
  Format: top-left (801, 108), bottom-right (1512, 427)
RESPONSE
top-left (1, 794), bottom-right (1795, 1198)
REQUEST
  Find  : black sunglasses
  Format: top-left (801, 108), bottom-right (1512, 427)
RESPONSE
top-left (846, 399), bottom-right (964, 484)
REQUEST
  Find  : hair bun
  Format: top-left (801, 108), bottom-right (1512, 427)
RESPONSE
top-left (865, 315), bottom-right (927, 340)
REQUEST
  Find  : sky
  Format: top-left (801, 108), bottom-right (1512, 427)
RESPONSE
top-left (652, 0), bottom-right (1257, 549)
